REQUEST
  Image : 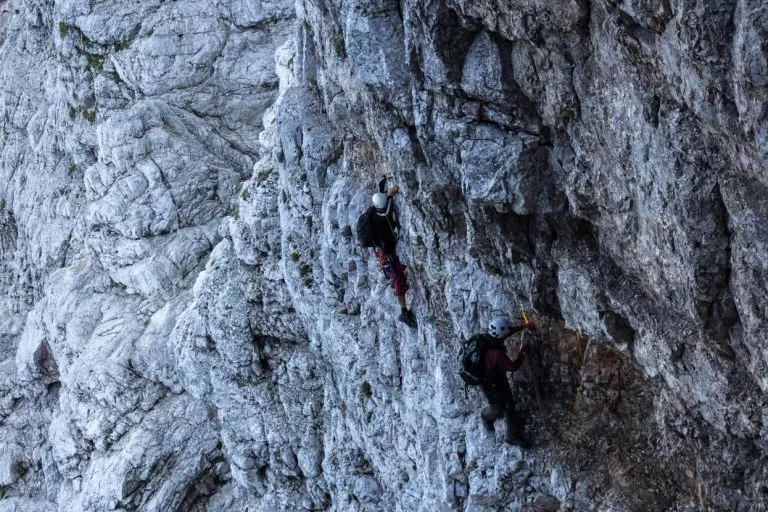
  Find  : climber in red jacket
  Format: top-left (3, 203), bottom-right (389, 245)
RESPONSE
top-left (479, 316), bottom-right (535, 447)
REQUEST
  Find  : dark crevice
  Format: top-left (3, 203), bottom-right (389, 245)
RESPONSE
top-left (430, 6), bottom-right (479, 85)
top-left (489, 33), bottom-right (541, 127)
top-left (600, 309), bottom-right (636, 348)
top-left (702, 181), bottom-right (739, 359)
top-left (177, 451), bottom-right (231, 511)
top-left (34, 340), bottom-right (59, 380)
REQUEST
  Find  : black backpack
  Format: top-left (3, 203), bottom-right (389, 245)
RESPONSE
top-left (459, 334), bottom-right (494, 386)
top-left (356, 207), bottom-right (378, 248)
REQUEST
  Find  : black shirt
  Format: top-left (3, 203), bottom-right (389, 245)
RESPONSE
top-left (373, 177), bottom-right (399, 253)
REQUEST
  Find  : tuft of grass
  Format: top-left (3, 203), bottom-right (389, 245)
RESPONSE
top-left (68, 106), bottom-right (76, 119)
top-left (257, 169), bottom-right (272, 184)
top-left (84, 53), bottom-right (105, 71)
top-left (68, 164), bottom-right (77, 174)
top-left (114, 41), bottom-right (131, 51)
top-left (290, 252), bottom-right (300, 262)
top-left (109, 280), bottom-right (126, 292)
top-left (302, 277), bottom-right (313, 288)
top-left (58, 22), bottom-right (69, 38)
top-left (298, 263), bottom-right (311, 277)
top-left (360, 381), bottom-right (372, 398)
top-left (364, 411), bottom-right (373, 423)
top-left (333, 35), bottom-right (345, 57)
top-left (82, 109), bottom-right (97, 124)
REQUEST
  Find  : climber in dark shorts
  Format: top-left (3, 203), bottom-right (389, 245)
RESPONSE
top-left (479, 316), bottom-right (535, 446)
top-left (369, 174), bottom-right (417, 328)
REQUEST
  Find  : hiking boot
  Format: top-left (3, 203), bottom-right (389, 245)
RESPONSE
top-left (398, 309), bottom-right (417, 328)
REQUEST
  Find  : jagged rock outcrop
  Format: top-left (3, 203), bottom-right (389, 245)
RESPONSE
top-left (2, 0), bottom-right (768, 510)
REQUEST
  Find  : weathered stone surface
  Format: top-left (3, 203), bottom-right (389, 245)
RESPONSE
top-left (2, 0), bottom-right (768, 510)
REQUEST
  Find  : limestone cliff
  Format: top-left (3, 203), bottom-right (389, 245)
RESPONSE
top-left (1, 0), bottom-right (768, 510)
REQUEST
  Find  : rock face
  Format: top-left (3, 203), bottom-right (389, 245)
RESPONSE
top-left (2, 0), bottom-right (768, 510)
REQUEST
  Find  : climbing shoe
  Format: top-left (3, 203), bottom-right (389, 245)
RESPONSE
top-left (398, 309), bottom-right (417, 329)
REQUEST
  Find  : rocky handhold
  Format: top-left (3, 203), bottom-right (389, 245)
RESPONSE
top-left (0, 442), bottom-right (23, 486)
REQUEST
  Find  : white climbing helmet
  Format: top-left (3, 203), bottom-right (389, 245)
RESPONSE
top-left (488, 316), bottom-right (513, 339)
top-left (371, 192), bottom-right (388, 210)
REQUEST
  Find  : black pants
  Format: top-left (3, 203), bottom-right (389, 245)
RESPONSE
top-left (481, 380), bottom-right (524, 439)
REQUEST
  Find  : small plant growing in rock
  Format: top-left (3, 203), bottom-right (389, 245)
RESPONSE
top-left (299, 173), bottom-right (307, 182)
top-left (69, 164), bottom-right (77, 174)
top-left (298, 263), bottom-right (311, 277)
top-left (360, 381), bottom-right (372, 398)
top-left (333, 35), bottom-right (345, 57)
top-left (84, 53), bottom-right (105, 71)
top-left (364, 411), bottom-right (373, 423)
top-left (58, 22), bottom-right (69, 38)
top-left (82, 109), bottom-right (97, 124)
top-left (108, 280), bottom-right (126, 292)
top-left (302, 277), bottom-right (314, 288)
top-left (290, 252), bottom-right (300, 262)
top-left (68, 106), bottom-right (76, 119)
top-left (257, 169), bottom-right (272, 184)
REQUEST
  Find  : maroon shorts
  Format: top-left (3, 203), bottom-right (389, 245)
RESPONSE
top-left (376, 251), bottom-right (408, 297)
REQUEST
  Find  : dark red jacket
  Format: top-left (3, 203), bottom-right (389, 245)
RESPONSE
top-left (482, 345), bottom-right (524, 383)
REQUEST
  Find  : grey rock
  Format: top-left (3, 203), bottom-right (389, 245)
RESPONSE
top-left (2, 0), bottom-right (768, 510)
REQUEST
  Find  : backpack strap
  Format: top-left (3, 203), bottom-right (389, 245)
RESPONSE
top-left (384, 214), bottom-right (398, 242)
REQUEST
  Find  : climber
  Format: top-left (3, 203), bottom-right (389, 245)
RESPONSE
top-left (356, 173), bottom-right (417, 328)
top-left (460, 316), bottom-right (536, 447)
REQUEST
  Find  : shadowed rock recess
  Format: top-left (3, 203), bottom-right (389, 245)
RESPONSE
top-left (1, 0), bottom-right (767, 510)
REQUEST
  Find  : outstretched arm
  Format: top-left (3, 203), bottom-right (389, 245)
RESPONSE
top-left (509, 322), bottom-right (536, 336)
top-left (501, 351), bottom-right (525, 373)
